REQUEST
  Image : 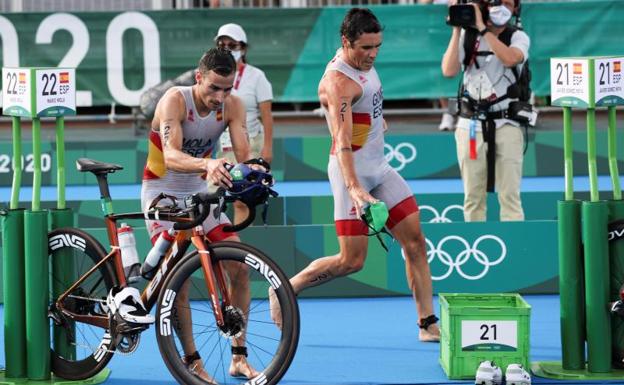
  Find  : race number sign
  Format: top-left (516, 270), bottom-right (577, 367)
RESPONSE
top-left (35, 68), bottom-right (76, 117)
top-left (2, 68), bottom-right (33, 117)
top-left (551, 56), bottom-right (624, 108)
top-left (461, 320), bottom-right (518, 351)
top-left (594, 57), bottom-right (624, 106)
top-left (2, 67), bottom-right (76, 118)
top-left (551, 58), bottom-right (590, 108)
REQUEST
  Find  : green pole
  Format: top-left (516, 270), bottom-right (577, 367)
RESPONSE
top-left (49, 208), bottom-right (75, 361)
top-left (10, 117), bottom-right (22, 209)
top-left (587, 109), bottom-right (599, 202)
top-left (559, 105), bottom-right (585, 369)
top-left (583, 201), bottom-right (611, 373)
top-left (31, 117), bottom-right (41, 211)
top-left (55, 116), bottom-right (66, 209)
top-left (607, 106), bottom-right (621, 200)
top-left (24, 209), bottom-right (50, 380)
top-left (1, 208), bottom-right (26, 378)
top-left (51, 114), bottom-right (74, 360)
top-left (558, 200), bottom-right (585, 370)
top-left (563, 107), bottom-right (574, 201)
top-left (25, 115), bottom-right (50, 380)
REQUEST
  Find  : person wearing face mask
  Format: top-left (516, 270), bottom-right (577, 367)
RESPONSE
top-left (441, 0), bottom-right (530, 222)
top-left (214, 23), bottom-right (274, 226)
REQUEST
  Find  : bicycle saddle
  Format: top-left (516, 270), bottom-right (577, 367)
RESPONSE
top-left (76, 158), bottom-right (123, 175)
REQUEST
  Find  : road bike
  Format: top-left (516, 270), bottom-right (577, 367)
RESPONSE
top-left (47, 157), bottom-right (299, 385)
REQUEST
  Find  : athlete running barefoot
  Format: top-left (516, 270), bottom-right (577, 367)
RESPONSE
top-left (270, 8), bottom-right (440, 343)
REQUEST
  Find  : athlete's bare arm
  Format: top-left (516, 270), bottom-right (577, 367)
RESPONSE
top-left (319, 71), bottom-right (378, 217)
top-left (258, 101), bottom-right (274, 163)
top-left (224, 95), bottom-right (251, 163)
top-left (154, 88), bottom-right (231, 187)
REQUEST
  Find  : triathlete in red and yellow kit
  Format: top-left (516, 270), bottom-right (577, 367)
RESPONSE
top-left (271, 8), bottom-right (440, 343)
top-left (141, 48), bottom-right (259, 381)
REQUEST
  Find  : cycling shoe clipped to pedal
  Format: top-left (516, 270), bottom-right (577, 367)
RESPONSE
top-left (106, 286), bottom-right (154, 325)
top-left (475, 360), bottom-right (502, 385)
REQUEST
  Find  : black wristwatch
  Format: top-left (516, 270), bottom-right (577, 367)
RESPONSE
top-left (479, 27), bottom-right (488, 36)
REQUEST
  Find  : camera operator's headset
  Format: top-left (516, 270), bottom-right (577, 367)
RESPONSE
top-left (457, 0), bottom-right (528, 193)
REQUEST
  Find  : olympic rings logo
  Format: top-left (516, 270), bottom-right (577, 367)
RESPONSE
top-left (419, 205), bottom-right (464, 223)
top-left (384, 142), bottom-right (416, 171)
top-left (401, 235), bottom-right (507, 281)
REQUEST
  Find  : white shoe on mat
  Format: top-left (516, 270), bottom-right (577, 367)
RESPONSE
top-left (505, 363), bottom-right (531, 385)
top-left (475, 360), bottom-right (502, 385)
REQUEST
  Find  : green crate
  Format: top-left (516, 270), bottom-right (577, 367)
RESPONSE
top-left (439, 293), bottom-right (531, 379)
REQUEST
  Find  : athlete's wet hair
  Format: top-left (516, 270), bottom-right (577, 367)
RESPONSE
top-left (340, 8), bottom-right (383, 44)
top-left (198, 48), bottom-right (236, 77)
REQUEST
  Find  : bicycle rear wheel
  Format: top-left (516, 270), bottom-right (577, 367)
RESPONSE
top-left (156, 241), bottom-right (299, 385)
top-left (48, 228), bottom-right (118, 380)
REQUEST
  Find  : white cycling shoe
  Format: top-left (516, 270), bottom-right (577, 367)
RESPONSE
top-left (475, 360), bottom-right (503, 385)
top-left (106, 286), bottom-right (154, 324)
top-left (505, 363), bottom-right (531, 385)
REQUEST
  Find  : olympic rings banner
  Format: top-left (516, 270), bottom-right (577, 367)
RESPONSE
top-left (0, 219), bottom-right (558, 302)
top-left (0, 1), bottom-right (623, 106)
top-left (293, 220), bottom-right (559, 296)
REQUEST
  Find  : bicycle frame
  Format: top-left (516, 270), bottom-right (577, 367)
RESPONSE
top-left (55, 210), bottom-right (232, 330)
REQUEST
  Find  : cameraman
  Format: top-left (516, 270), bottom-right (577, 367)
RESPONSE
top-left (441, 0), bottom-right (529, 222)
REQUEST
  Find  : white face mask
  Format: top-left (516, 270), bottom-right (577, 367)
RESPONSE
top-left (230, 49), bottom-right (243, 62)
top-left (489, 5), bottom-right (512, 27)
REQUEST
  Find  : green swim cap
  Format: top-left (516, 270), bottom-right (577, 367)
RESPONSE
top-left (363, 201), bottom-right (389, 232)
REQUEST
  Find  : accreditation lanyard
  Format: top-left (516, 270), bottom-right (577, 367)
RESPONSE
top-left (467, 37), bottom-right (482, 160)
top-left (234, 64), bottom-right (246, 90)
top-left (469, 119), bottom-right (477, 160)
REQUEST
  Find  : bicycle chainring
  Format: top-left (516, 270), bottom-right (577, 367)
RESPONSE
top-left (116, 332), bottom-right (141, 355)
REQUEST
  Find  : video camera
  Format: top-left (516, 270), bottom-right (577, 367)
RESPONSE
top-left (448, 0), bottom-right (502, 28)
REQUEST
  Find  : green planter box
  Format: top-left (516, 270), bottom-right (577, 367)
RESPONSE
top-left (439, 293), bottom-right (531, 379)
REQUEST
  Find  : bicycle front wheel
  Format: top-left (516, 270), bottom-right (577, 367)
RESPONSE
top-left (48, 227), bottom-right (118, 380)
top-left (156, 241), bottom-right (299, 385)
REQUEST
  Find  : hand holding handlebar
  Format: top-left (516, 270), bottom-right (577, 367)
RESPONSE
top-left (173, 159), bottom-right (277, 232)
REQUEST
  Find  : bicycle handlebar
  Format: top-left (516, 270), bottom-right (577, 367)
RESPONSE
top-left (171, 188), bottom-right (261, 233)
top-left (169, 158), bottom-right (276, 233)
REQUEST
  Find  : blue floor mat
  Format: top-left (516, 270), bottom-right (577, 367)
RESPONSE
top-left (0, 295), bottom-right (622, 384)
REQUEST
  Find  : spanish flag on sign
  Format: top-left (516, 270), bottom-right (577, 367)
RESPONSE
top-left (59, 72), bottom-right (69, 84)
top-left (615, 61), bottom-right (621, 73)
top-left (18, 72), bottom-right (26, 84)
top-left (573, 63), bottom-right (583, 75)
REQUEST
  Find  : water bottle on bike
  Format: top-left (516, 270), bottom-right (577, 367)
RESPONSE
top-left (118, 223), bottom-right (141, 283)
top-left (141, 228), bottom-right (176, 279)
